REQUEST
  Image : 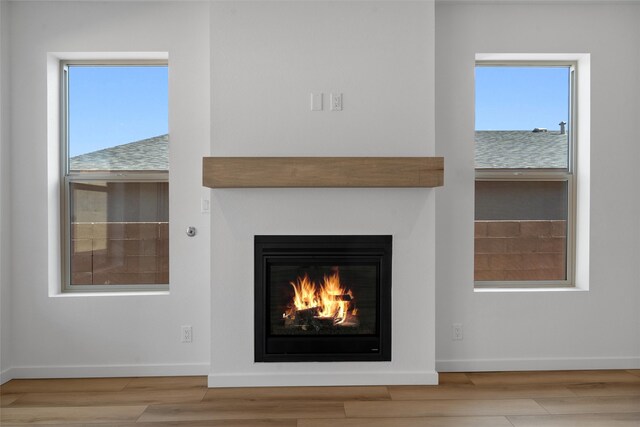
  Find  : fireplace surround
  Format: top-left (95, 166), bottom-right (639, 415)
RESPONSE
top-left (255, 235), bottom-right (392, 362)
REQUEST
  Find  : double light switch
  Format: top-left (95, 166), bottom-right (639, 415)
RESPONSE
top-left (310, 93), bottom-right (342, 111)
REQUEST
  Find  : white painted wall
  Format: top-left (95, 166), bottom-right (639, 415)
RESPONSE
top-left (5, 1), bottom-right (211, 380)
top-left (0, 0), bottom-right (12, 382)
top-left (435, 2), bottom-right (640, 371)
top-left (3, 0), bottom-right (637, 386)
top-left (209, 1), bottom-right (437, 386)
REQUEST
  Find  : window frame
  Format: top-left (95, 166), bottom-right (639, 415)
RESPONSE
top-left (474, 60), bottom-right (577, 289)
top-left (60, 60), bottom-right (169, 293)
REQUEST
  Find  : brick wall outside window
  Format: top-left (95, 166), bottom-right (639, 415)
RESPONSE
top-left (71, 222), bottom-right (169, 285)
top-left (475, 220), bottom-right (567, 281)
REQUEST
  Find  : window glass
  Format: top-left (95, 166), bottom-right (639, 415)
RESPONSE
top-left (474, 181), bottom-right (567, 282)
top-left (474, 63), bottom-right (573, 286)
top-left (69, 181), bottom-right (169, 286)
top-left (475, 181), bottom-right (568, 221)
top-left (68, 66), bottom-right (168, 171)
top-left (64, 64), bottom-right (169, 290)
top-left (475, 66), bottom-right (570, 169)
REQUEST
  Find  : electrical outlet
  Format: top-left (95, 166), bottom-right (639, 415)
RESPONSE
top-left (181, 326), bottom-right (193, 343)
top-left (452, 323), bottom-right (463, 341)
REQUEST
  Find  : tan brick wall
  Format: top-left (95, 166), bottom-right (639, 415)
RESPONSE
top-left (71, 222), bottom-right (169, 285)
top-left (475, 220), bottom-right (566, 281)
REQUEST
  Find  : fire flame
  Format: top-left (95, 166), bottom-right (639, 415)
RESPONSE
top-left (287, 271), bottom-right (356, 325)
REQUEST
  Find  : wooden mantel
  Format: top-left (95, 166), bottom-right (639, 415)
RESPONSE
top-left (203, 157), bottom-right (444, 188)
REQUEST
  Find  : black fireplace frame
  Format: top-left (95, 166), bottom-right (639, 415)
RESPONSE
top-left (255, 235), bottom-right (392, 362)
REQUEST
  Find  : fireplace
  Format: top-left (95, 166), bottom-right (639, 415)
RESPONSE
top-left (254, 235), bottom-right (392, 362)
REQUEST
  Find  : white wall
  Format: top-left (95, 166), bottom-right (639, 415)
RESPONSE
top-left (0, 0), bottom-right (12, 382)
top-left (435, 2), bottom-right (640, 371)
top-left (209, 1), bottom-right (438, 386)
top-left (3, 0), bottom-right (637, 386)
top-left (5, 1), bottom-right (211, 380)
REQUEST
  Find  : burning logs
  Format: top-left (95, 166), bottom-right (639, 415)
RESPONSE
top-left (283, 271), bottom-right (360, 332)
top-left (283, 296), bottom-right (359, 331)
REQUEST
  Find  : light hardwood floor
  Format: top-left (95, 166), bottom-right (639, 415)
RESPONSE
top-left (1, 370), bottom-right (639, 426)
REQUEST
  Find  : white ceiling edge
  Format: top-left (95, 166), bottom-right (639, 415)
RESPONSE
top-left (2, 0), bottom-right (426, 2)
top-left (4, 0), bottom-right (638, 3)
top-left (4, 0), bottom-right (434, 2)
top-left (437, 0), bottom-right (639, 3)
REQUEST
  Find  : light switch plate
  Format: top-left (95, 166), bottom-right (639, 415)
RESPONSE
top-left (311, 93), bottom-right (323, 111)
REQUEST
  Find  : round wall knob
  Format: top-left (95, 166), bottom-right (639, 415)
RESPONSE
top-left (186, 226), bottom-right (197, 237)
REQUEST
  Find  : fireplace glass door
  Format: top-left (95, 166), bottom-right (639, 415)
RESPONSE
top-left (255, 236), bottom-right (391, 362)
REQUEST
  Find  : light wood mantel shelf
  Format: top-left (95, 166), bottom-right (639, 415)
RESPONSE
top-left (202, 157), bottom-right (444, 188)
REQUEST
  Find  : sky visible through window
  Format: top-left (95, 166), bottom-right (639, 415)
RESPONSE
top-left (68, 65), bottom-right (168, 157)
top-left (475, 66), bottom-right (569, 131)
top-left (67, 65), bottom-right (567, 156)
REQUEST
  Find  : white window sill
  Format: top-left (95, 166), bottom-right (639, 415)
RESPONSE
top-left (474, 287), bottom-right (588, 293)
top-left (50, 291), bottom-right (170, 298)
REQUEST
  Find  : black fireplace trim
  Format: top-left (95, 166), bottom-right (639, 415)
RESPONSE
top-left (255, 235), bottom-right (392, 362)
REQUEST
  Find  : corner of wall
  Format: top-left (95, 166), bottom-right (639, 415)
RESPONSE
top-left (574, 53), bottom-right (590, 291)
top-left (45, 53), bottom-right (62, 297)
top-left (0, 0), bottom-right (13, 383)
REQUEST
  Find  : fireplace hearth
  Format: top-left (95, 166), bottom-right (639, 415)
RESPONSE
top-left (255, 235), bottom-right (392, 362)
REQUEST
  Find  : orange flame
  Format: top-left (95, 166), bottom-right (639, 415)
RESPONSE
top-left (287, 271), bottom-right (356, 325)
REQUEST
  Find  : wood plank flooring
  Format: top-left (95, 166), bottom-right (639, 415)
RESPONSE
top-left (1, 370), bottom-right (639, 426)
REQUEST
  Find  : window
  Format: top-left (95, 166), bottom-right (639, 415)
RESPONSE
top-left (62, 62), bottom-right (169, 291)
top-left (474, 61), bottom-right (575, 287)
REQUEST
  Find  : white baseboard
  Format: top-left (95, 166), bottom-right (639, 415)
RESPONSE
top-left (6, 357), bottom-right (638, 387)
top-left (436, 356), bottom-right (640, 372)
top-left (2, 363), bottom-right (209, 382)
top-left (208, 370), bottom-right (439, 388)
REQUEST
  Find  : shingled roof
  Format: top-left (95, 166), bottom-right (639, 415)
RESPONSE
top-left (69, 131), bottom-right (565, 171)
top-left (70, 134), bottom-right (168, 171)
top-left (475, 130), bottom-right (568, 169)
